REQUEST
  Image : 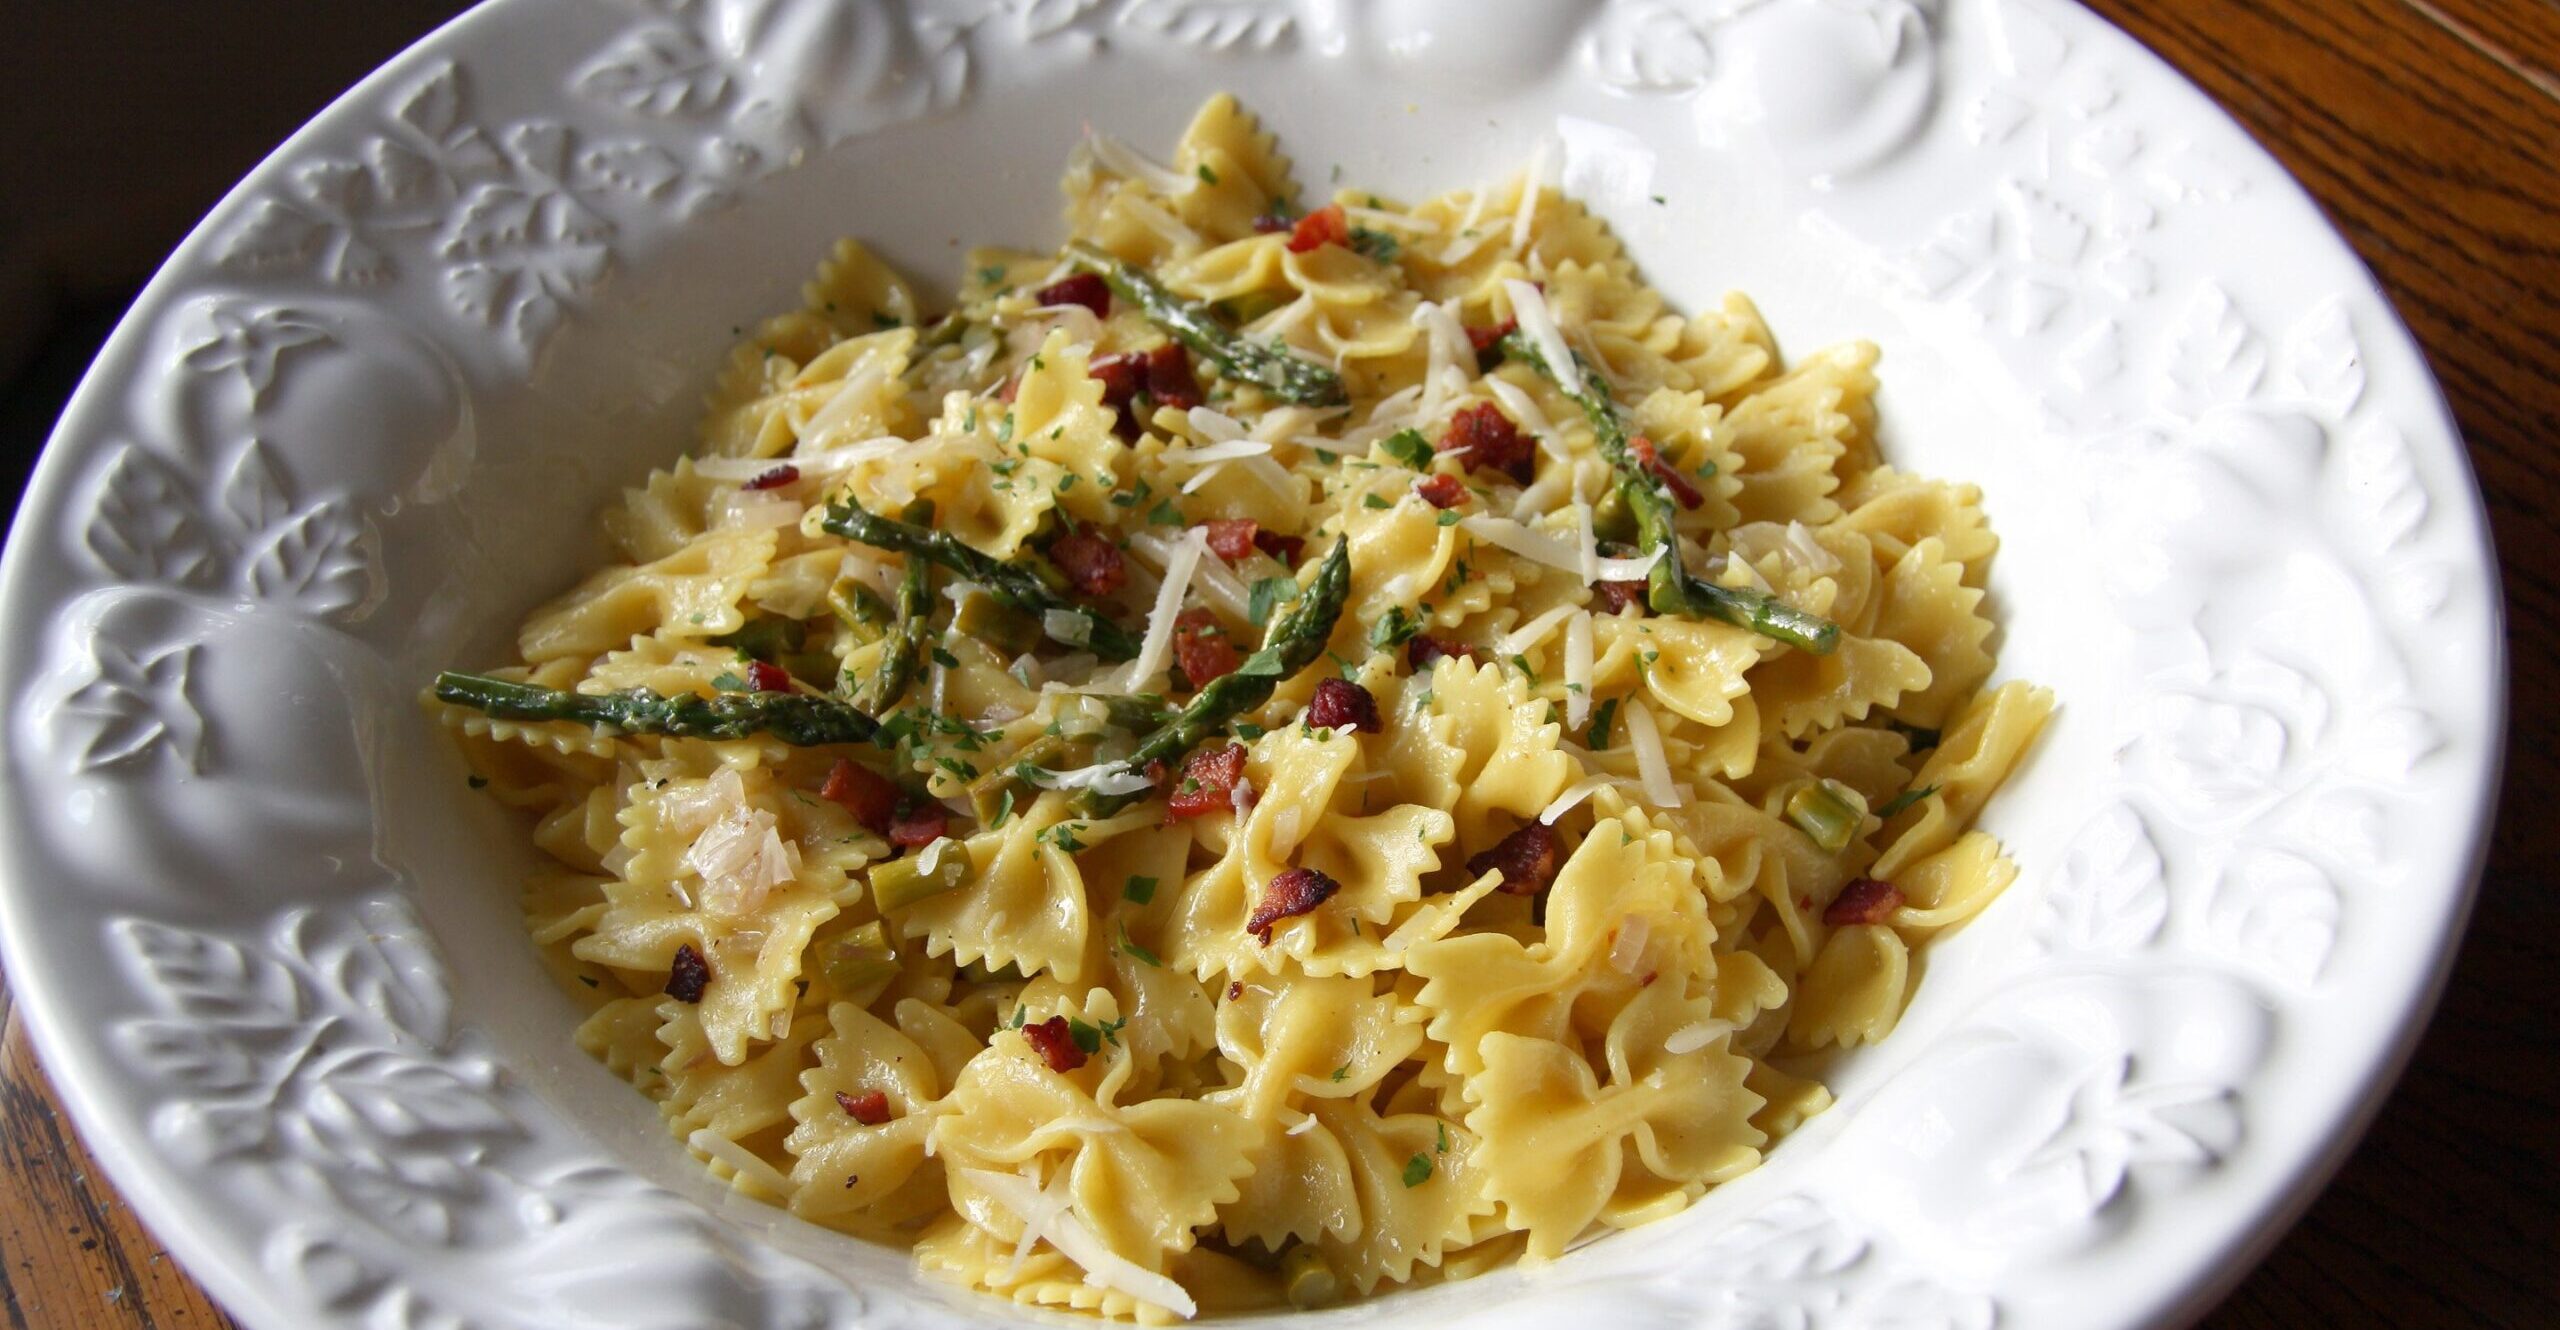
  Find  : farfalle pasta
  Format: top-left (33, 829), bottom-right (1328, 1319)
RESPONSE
top-left (433, 96), bottom-right (2050, 1320)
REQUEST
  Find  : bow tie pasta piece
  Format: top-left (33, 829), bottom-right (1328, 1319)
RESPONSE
top-left (1294, 1099), bottom-right (1492, 1295)
top-left (1168, 94), bottom-right (1297, 247)
top-left (1717, 341), bottom-right (1880, 528)
top-left (1467, 977), bottom-right (1764, 1260)
top-left (998, 329), bottom-right (1131, 526)
top-left (890, 788), bottom-right (1108, 985)
top-left (658, 1002), bottom-right (828, 1197)
top-left (1873, 680), bottom-right (2056, 879)
top-left (1863, 536), bottom-right (1997, 730)
top-left (1337, 491), bottom-right (1462, 624)
top-left (786, 998), bottom-right (981, 1229)
top-left (1376, 655), bottom-right (1575, 851)
top-left (694, 239), bottom-right (922, 456)
top-left (1785, 922), bottom-right (1910, 1051)
top-left (1741, 622), bottom-right (1932, 742)
top-left (1163, 725), bottom-right (1455, 980)
top-left (518, 526), bottom-right (778, 665)
top-left (1835, 465), bottom-right (1999, 590)
top-left (573, 757), bottom-right (840, 1065)
top-left (1626, 384), bottom-right (1745, 532)
top-left (1588, 613), bottom-right (1765, 735)
top-left (1209, 977), bottom-right (1423, 1127)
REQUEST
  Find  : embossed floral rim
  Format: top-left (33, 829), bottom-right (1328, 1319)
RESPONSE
top-left (0, 1), bottom-right (2505, 1328)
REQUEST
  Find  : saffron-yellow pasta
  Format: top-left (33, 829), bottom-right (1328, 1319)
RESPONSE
top-left (436, 94), bottom-right (2050, 1320)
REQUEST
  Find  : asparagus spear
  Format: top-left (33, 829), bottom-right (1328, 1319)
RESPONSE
top-left (1497, 331), bottom-right (1839, 654)
top-left (1063, 241), bottom-right (1348, 407)
top-left (819, 499), bottom-right (1144, 661)
top-left (434, 672), bottom-right (879, 746)
top-left (850, 549), bottom-right (931, 713)
top-left (1077, 538), bottom-right (1351, 813)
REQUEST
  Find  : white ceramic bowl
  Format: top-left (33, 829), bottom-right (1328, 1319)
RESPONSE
top-left (0, 2), bottom-right (2502, 1327)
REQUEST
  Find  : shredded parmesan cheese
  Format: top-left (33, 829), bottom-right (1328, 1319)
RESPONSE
top-left (688, 1129), bottom-right (791, 1198)
top-left (1459, 514), bottom-right (1582, 575)
top-left (690, 436), bottom-right (905, 482)
top-left (1024, 761), bottom-right (1156, 797)
top-left (1130, 530), bottom-right (1249, 621)
top-left (1509, 141), bottom-right (1552, 257)
top-left (1665, 1021), bottom-right (1730, 1056)
top-left (1539, 773), bottom-right (1631, 824)
top-left (962, 1168), bottom-right (1199, 1319)
top-left (1122, 527), bottom-right (1207, 691)
top-left (1564, 611), bottom-right (1595, 728)
top-left (1505, 278), bottom-right (1578, 389)
top-left (1499, 604), bottom-right (1580, 655)
top-left (1085, 131), bottom-right (1197, 197)
top-left (1624, 698), bottom-right (1682, 808)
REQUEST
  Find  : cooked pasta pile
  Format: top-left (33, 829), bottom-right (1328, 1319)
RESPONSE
top-left (434, 95), bottom-right (2051, 1321)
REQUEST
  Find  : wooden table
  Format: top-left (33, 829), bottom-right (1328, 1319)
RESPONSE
top-left (3, 1), bottom-right (2555, 1325)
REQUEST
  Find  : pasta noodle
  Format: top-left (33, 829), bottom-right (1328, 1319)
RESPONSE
top-left (434, 95), bottom-right (2050, 1319)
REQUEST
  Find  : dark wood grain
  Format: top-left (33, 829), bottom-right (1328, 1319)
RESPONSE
top-left (0, 1), bottom-right (2554, 1326)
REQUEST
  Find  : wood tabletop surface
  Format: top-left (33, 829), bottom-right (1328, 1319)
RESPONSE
top-left (2, 1), bottom-right (2554, 1326)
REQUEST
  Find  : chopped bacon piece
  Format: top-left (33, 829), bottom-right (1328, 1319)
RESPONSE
top-left (1466, 317), bottom-right (1518, 362)
top-left (1145, 341), bottom-right (1204, 411)
top-left (1226, 980), bottom-right (1245, 1000)
top-left (1165, 743), bottom-right (1249, 822)
top-left (744, 660), bottom-right (793, 693)
top-left (1467, 822), bottom-right (1562, 897)
top-left (1020, 1015), bottom-right (1088, 1073)
top-left (1592, 579), bottom-right (1649, 614)
top-left (1407, 635), bottom-right (1477, 671)
top-left (1285, 203), bottom-right (1351, 254)
top-left (888, 802), bottom-right (948, 848)
top-left (1413, 472), bottom-right (1468, 510)
top-left (1251, 211), bottom-right (1295, 235)
top-left (1628, 435), bottom-right (1705, 510)
top-left (1446, 402), bottom-right (1534, 482)
top-left (1048, 529), bottom-right (1127, 596)
top-left (997, 371), bottom-right (1022, 404)
top-left (1173, 608), bottom-right (1241, 688)
top-left (1033, 272), bottom-right (1111, 316)
top-left (836, 1089), bottom-right (893, 1124)
top-left (820, 758), bottom-right (898, 833)
top-left (1303, 678), bottom-right (1380, 733)
top-left (1247, 867), bottom-right (1341, 943)
top-left (1088, 351), bottom-right (1148, 439)
top-left (1824, 878), bottom-right (1906, 926)
top-left (1200, 518), bottom-right (1261, 562)
top-left (1253, 529), bottom-right (1305, 563)
top-left (666, 943), bottom-right (711, 1003)
top-left (743, 463), bottom-right (800, 491)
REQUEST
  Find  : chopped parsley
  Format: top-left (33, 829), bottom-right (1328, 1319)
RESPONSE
top-left (1401, 1153), bottom-right (1433, 1187)
top-left (1123, 874), bottom-right (1159, 905)
top-left (1587, 696), bottom-right (1621, 749)
top-left (1118, 923), bottom-right (1160, 967)
top-left (1873, 784), bottom-right (1941, 819)
top-left (1349, 227), bottom-right (1400, 263)
top-left (988, 788), bottom-right (1016, 830)
top-left (931, 646), bottom-right (961, 669)
top-left (1362, 492), bottom-right (1393, 510)
top-left (1196, 163), bottom-right (1219, 185)
top-left (1147, 497), bottom-right (1185, 526)
top-left (1369, 604), bottom-right (1423, 651)
top-left (1249, 575), bottom-right (1301, 624)
top-left (1379, 428), bottom-right (1434, 471)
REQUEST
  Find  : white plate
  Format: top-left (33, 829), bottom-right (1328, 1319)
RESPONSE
top-left (0, 2), bottom-right (2503, 1327)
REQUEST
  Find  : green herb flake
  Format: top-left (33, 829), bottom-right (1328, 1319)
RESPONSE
top-left (1147, 498), bottom-right (1186, 526)
top-left (1436, 509), bottom-right (1463, 526)
top-left (1510, 654), bottom-right (1540, 687)
top-left (1066, 1016), bottom-right (1103, 1055)
top-left (1872, 784), bottom-right (1941, 820)
top-left (1197, 163), bottom-right (1219, 185)
top-left (1119, 923), bottom-right (1161, 967)
top-left (710, 672), bottom-right (747, 692)
top-left (975, 263), bottom-right (1007, 288)
top-left (989, 788), bottom-right (1016, 830)
top-left (1401, 1153), bottom-right (1434, 1188)
top-left (931, 647), bottom-right (961, 670)
top-left (1436, 1121), bottom-right (1449, 1154)
top-left (1350, 227), bottom-right (1400, 264)
top-left (466, 775), bottom-right (488, 790)
top-left (1330, 1063), bottom-right (1351, 1083)
top-left (1380, 428), bottom-right (1434, 471)
top-left (1362, 493), bottom-right (1393, 510)
top-left (1587, 696), bottom-right (1621, 749)
top-left (1124, 874), bottom-right (1159, 905)
top-left (1249, 575), bottom-right (1302, 624)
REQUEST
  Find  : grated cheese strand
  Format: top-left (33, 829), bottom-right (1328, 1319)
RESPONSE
top-left (1624, 697), bottom-right (1682, 808)
top-left (1121, 526), bottom-right (1208, 691)
top-left (962, 1168), bottom-right (1199, 1319)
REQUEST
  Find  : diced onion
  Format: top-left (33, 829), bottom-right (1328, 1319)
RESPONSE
top-left (1624, 697), bottom-right (1682, 808)
top-left (1284, 1111), bottom-right (1321, 1136)
top-left (1785, 520), bottom-right (1842, 574)
top-left (798, 359), bottom-right (891, 446)
top-left (1609, 914), bottom-right (1650, 974)
top-left (1042, 608), bottom-right (1094, 648)
top-left (1121, 526), bottom-right (1207, 691)
top-left (962, 1168), bottom-right (1199, 1319)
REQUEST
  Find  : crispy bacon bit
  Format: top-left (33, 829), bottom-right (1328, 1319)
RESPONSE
top-left (1286, 203), bottom-right (1351, 254)
top-left (1200, 518), bottom-right (1261, 562)
top-left (888, 802), bottom-right (948, 848)
top-left (1466, 317), bottom-right (1518, 362)
top-left (1407, 634), bottom-right (1477, 671)
top-left (1048, 529), bottom-right (1127, 596)
top-left (1144, 341), bottom-right (1204, 412)
top-left (1628, 435), bottom-right (1705, 510)
top-left (1253, 529), bottom-right (1305, 563)
top-left (1034, 271), bottom-right (1111, 316)
top-left (1248, 866), bottom-right (1341, 943)
top-left (1640, 970), bottom-right (1659, 987)
top-left (1088, 351), bottom-right (1147, 439)
top-left (1413, 472), bottom-right (1468, 510)
top-left (1165, 743), bottom-right (1249, 822)
top-left (1226, 980), bottom-right (1244, 1000)
top-left (745, 660), bottom-right (793, 693)
top-left (997, 371), bottom-right (1022, 404)
top-left (1824, 878), bottom-right (1905, 926)
top-left (836, 1089), bottom-right (893, 1124)
top-left (820, 758), bottom-right (898, 833)
top-left (1251, 212), bottom-right (1294, 235)
top-left (1021, 1015), bottom-right (1088, 1073)
top-left (743, 463), bottom-right (800, 491)
top-left (1303, 677), bottom-right (1380, 733)
top-left (1446, 402), bottom-right (1534, 482)
top-left (1173, 608), bottom-right (1241, 688)
top-left (1467, 822), bottom-right (1562, 897)
top-left (666, 944), bottom-right (711, 1003)
top-left (1592, 579), bottom-right (1649, 614)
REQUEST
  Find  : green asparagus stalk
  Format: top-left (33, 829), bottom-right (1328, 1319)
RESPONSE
top-left (1498, 331), bottom-right (1839, 654)
top-left (433, 672), bottom-right (879, 746)
top-left (1079, 539), bottom-right (1351, 813)
top-left (850, 549), bottom-right (931, 713)
top-left (1063, 241), bottom-right (1347, 407)
top-left (819, 499), bottom-right (1143, 661)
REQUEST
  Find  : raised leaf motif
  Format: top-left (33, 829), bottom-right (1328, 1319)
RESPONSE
top-left (2156, 283), bottom-right (2266, 418)
top-left (182, 303), bottom-right (333, 406)
top-left (575, 23), bottom-right (733, 117)
top-left (2033, 803), bottom-right (2166, 955)
top-left (89, 447), bottom-right (218, 586)
top-left (1118, 0), bottom-right (1293, 50)
top-left (2206, 849), bottom-right (2337, 985)
top-left (1588, 2), bottom-right (1741, 94)
top-left (2017, 1056), bottom-right (2235, 1217)
top-left (60, 640), bottom-right (205, 773)
top-left (2339, 419), bottom-right (2426, 554)
top-left (82, 437), bottom-right (371, 618)
top-left (2278, 298), bottom-right (2365, 418)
